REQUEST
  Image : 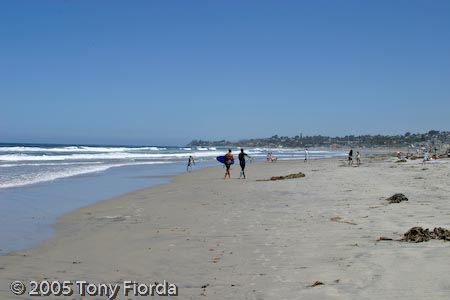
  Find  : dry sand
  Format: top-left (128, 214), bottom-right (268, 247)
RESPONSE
top-left (1, 156), bottom-right (450, 300)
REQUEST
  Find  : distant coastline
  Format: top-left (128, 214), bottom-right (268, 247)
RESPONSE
top-left (187, 130), bottom-right (450, 150)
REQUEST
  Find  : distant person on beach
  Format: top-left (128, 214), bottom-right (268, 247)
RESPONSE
top-left (356, 151), bottom-right (361, 166)
top-left (238, 148), bottom-right (251, 179)
top-left (348, 149), bottom-right (353, 165)
top-left (304, 148), bottom-right (309, 162)
top-left (224, 149), bottom-right (234, 179)
top-left (422, 152), bottom-right (428, 165)
top-left (186, 155), bottom-right (195, 172)
top-left (267, 152), bottom-right (277, 162)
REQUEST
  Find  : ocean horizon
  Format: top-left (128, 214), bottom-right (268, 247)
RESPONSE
top-left (0, 142), bottom-right (347, 254)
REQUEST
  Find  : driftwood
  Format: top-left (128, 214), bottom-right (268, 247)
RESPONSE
top-left (330, 216), bottom-right (357, 225)
top-left (377, 237), bottom-right (393, 241)
top-left (309, 281), bottom-right (324, 287)
top-left (257, 172), bottom-right (305, 181)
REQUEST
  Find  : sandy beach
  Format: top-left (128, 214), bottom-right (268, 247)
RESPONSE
top-left (1, 155), bottom-right (450, 300)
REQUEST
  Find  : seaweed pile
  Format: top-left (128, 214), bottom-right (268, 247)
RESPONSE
top-left (402, 226), bottom-right (450, 243)
top-left (386, 193), bottom-right (408, 204)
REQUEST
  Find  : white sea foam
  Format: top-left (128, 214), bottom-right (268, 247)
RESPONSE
top-left (0, 161), bottom-right (172, 189)
top-left (0, 162), bottom-right (102, 168)
top-left (0, 165), bottom-right (114, 189)
top-left (0, 149), bottom-right (227, 162)
top-left (0, 146), bottom-right (165, 153)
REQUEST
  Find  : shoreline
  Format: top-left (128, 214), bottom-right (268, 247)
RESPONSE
top-left (0, 146), bottom-right (350, 255)
top-left (0, 162), bottom-right (191, 255)
top-left (2, 155), bottom-right (450, 299)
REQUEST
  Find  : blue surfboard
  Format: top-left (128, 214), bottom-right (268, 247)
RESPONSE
top-left (216, 155), bottom-right (234, 165)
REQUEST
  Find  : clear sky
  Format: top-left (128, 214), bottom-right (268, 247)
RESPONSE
top-left (1, 0), bottom-right (449, 146)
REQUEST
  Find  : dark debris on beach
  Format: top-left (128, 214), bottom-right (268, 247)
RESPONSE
top-left (257, 172), bottom-right (306, 181)
top-left (378, 226), bottom-right (450, 243)
top-left (386, 193), bottom-right (408, 204)
top-left (402, 226), bottom-right (450, 243)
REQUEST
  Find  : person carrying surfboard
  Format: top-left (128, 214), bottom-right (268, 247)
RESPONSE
top-left (238, 148), bottom-right (251, 179)
top-left (224, 149), bottom-right (234, 179)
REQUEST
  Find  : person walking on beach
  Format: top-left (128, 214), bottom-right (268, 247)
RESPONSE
top-left (186, 155), bottom-right (195, 172)
top-left (304, 148), bottom-right (309, 162)
top-left (348, 149), bottom-right (353, 165)
top-left (224, 149), bottom-right (234, 179)
top-left (356, 151), bottom-right (361, 166)
top-left (238, 148), bottom-right (251, 179)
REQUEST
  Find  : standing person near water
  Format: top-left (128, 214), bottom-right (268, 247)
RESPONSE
top-left (356, 151), bottom-right (361, 166)
top-left (224, 149), bottom-right (234, 179)
top-left (238, 148), bottom-right (251, 179)
top-left (348, 149), bottom-right (353, 165)
top-left (186, 155), bottom-right (195, 172)
top-left (304, 148), bottom-right (309, 162)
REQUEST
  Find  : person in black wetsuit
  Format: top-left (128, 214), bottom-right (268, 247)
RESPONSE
top-left (348, 149), bottom-right (353, 165)
top-left (186, 155), bottom-right (195, 172)
top-left (238, 148), bottom-right (251, 179)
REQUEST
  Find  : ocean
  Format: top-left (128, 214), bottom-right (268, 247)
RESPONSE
top-left (0, 143), bottom-right (347, 254)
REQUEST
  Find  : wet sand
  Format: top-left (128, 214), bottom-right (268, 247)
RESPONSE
top-left (1, 156), bottom-right (450, 299)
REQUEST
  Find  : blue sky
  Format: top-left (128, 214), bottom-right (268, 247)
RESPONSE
top-left (1, 0), bottom-right (449, 146)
